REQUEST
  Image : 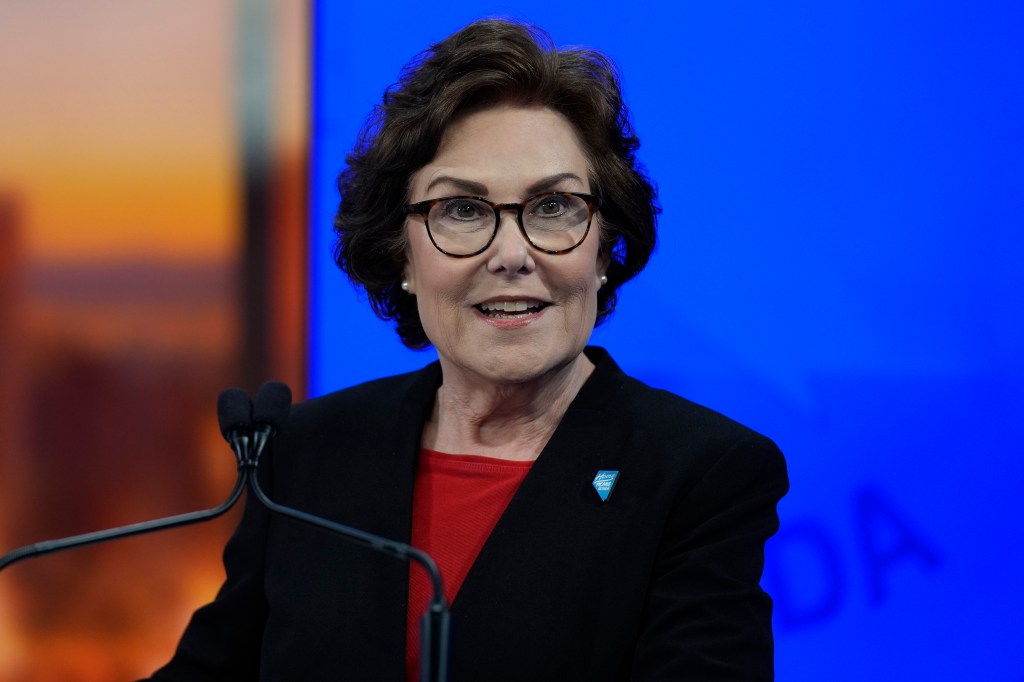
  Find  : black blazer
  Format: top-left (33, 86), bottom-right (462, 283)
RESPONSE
top-left (148, 347), bottom-right (788, 680)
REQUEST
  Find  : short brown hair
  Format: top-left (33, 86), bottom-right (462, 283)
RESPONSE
top-left (333, 18), bottom-right (659, 349)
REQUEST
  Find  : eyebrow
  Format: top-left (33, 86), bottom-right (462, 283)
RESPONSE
top-left (423, 172), bottom-right (586, 198)
top-left (525, 172), bottom-right (586, 196)
top-left (424, 176), bottom-right (488, 196)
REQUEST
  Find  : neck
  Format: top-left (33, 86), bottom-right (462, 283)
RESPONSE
top-left (423, 352), bottom-right (594, 461)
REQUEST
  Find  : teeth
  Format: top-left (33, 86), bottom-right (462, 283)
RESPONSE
top-left (479, 301), bottom-right (539, 313)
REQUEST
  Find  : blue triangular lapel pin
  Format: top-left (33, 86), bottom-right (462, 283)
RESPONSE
top-left (592, 470), bottom-right (619, 503)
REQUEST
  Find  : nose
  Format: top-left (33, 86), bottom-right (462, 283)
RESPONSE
top-left (486, 209), bottom-right (535, 275)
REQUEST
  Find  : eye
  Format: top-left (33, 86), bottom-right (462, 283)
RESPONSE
top-left (442, 198), bottom-right (488, 221)
top-left (530, 194), bottom-right (571, 218)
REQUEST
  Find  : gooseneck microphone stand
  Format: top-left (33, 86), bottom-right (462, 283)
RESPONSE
top-left (0, 476), bottom-right (248, 572)
top-left (247, 381), bottom-right (451, 682)
top-left (0, 382), bottom-right (451, 682)
top-left (0, 388), bottom-right (254, 573)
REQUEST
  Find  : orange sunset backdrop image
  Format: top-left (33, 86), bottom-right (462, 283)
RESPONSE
top-left (0, 2), bottom-right (307, 679)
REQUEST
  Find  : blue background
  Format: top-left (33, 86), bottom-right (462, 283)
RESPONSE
top-left (309, 2), bottom-right (1024, 678)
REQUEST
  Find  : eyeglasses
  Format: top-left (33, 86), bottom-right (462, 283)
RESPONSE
top-left (404, 191), bottom-right (602, 257)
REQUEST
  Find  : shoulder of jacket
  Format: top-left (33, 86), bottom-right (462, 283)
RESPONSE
top-left (616, 373), bottom-right (778, 451)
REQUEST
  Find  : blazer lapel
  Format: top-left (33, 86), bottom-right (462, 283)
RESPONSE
top-left (367, 362), bottom-right (442, 664)
top-left (287, 362), bottom-right (440, 678)
top-left (447, 349), bottom-right (637, 673)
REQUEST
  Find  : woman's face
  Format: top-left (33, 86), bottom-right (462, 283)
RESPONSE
top-left (404, 105), bottom-right (606, 386)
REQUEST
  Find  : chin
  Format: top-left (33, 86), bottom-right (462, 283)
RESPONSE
top-left (480, 343), bottom-right (587, 385)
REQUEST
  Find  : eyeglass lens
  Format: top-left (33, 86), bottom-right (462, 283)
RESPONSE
top-left (427, 193), bottom-right (591, 255)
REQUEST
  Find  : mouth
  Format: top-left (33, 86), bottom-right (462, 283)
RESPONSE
top-left (475, 300), bottom-right (548, 319)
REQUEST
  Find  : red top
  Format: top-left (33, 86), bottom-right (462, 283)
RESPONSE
top-left (405, 448), bottom-right (534, 680)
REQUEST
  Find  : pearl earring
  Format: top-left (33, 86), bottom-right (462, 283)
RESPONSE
top-left (599, 275), bottom-right (608, 287)
top-left (401, 281), bottom-right (410, 292)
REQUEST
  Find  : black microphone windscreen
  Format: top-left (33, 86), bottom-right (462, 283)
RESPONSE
top-left (253, 381), bottom-right (292, 431)
top-left (217, 387), bottom-right (253, 440)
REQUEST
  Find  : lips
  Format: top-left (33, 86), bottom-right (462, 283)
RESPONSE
top-left (475, 300), bottom-right (548, 318)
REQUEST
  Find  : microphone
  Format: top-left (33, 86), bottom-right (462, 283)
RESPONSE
top-left (250, 380), bottom-right (292, 467)
top-left (244, 381), bottom-right (451, 682)
top-left (0, 388), bottom-right (253, 573)
top-left (219, 386), bottom-right (255, 465)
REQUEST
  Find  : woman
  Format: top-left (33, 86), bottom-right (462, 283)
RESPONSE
top-left (148, 18), bottom-right (788, 681)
